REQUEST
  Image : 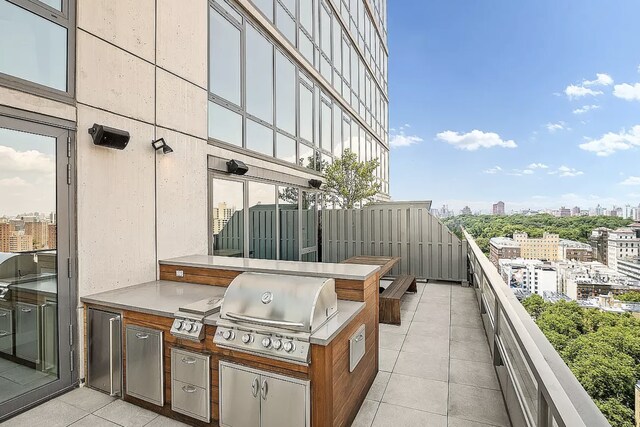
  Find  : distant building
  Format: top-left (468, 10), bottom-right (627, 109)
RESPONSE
top-left (461, 206), bottom-right (472, 215)
top-left (543, 291), bottom-right (572, 303)
top-left (211, 202), bottom-right (235, 235)
top-left (571, 206), bottom-right (581, 216)
top-left (492, 201), bottom-right (505, 216)
top-left (558, 206), bottom-right (571, 217)
top-left (513, 231), bottom-right (560, 261)
top-left (499, 258), bottom-right (557, 295)
top-left (607, 224), bottom-right (640, 271)
top-left (489, 237), bottom-right (521, 269)
top-left (555, 260), bottom-right (640, 300)
top-left (589, 227), bottom-right (611, 265)
top-left (0, 222), bottom-right (11, 252)
top-left (432, 204), bottom-right (454, 219)
top-left (24, 221), bottom-right (49, 250)
top-left (578, 294), bottom-right (640, 319)
top-left (617, 257), bottom-right (640, 281)
top-left (558, 239), bottom-right (594, 262)
top-left (47, 224), bottom-right (57, 250)
top-left (9, 232), bottom-right (33, 252)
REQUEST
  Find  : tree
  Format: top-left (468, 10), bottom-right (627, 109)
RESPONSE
top-left (323, 149), bottom-right (381, 209)
top-left (594, 399), bottom-right (635, 427)
top-left (522, 294), bottom-right (548, 320)
top-left (617, 291), bottom-right (640, 303)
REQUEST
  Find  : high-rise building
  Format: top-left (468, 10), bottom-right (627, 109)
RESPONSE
top-left (571, 206), bottom-right (581, 216)
top-left (48, 224), bottom-right (57, 250)
top-left (558, 207), bottom-right (571, 217)
top-left (0, 222), bottom-right (12, 252)
top-left (461, 206), bottom-right (472, 215)
top-left (489, 237), bottom-right (521, 269)
top-left (513, 231), bottom-right (560, 261)
top-left (9, 232), bottom-right (33, 253)
top-left (24, 221), bottom-right (49, 250)
top-left (589, 227), bottom-right (611, 265)
top-left (499, 258), bottom-right (557, 295)
top-left (492, 201), bottom-right (505, 215)
top-left (607, 224), bottom-right (640, 271)
top-left (211, 202), bottom-right (235, 235)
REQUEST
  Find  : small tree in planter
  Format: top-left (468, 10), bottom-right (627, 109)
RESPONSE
top-left (324, 149), bottom-right (381, 209)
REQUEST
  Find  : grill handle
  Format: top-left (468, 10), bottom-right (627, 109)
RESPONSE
top-left (225, 312), bottom-right (305, 329)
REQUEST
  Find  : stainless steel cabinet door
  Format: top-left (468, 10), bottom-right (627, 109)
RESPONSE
top-left (0, 308), bottom-right (13, 355)
top-left (125, 325), bottom-right (163, 406)
top-left (219, 362), bottom-right (261, 427)
top-left (87, 309), bottom-right (121, 396)
top-left (15, 303), bottom-right (39, 363)
top-left (40, 301), bottom-right (58, 373)
top-left (260, 374), bottom-right (309, 427)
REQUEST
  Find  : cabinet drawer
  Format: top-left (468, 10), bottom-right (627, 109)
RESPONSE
top-left (125, 325), bottom-right (163, 406)
top-left (171, 348), bottom-right (209, 389)
top-left (172, 379), bottom-right (210, 423)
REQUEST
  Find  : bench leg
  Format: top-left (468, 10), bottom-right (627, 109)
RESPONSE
top-left (379, 298), bottom-right (402, 325)
top-left (408, 278), bottom-right (418, 293)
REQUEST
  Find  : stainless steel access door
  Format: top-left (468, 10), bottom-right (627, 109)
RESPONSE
top-left (260, 372), bottom-right (309, 427)
top-left (87, 308), bottom-right (121, 396)
top-left (15, 302), bottom-right (39, 363)
top-left (125, 325), bottom-right (163, 406)
top-left (219, 362), bottom-right (261, 427)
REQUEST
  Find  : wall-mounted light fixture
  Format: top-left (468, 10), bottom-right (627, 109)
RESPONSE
top-left (226, 159), bottom-right (248, 175)
top-left (309, 179), bottom-right (323, 189)
top-left (152, 138), bottom-right (173, 154)
top-left (88, 124), bottom-right (130, 150)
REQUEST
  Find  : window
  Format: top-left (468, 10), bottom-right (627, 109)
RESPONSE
top-left (246, 25), bottom-right (273, 123)
top-left (299, 83), bottom-right (313, 143)
top-left (0, 0), bottom-right (71, 95)
top-left (320, 101), bottom-right (331, 152)
top-left (248, 181), bottom-right (276, 259)
top-left (208, 101), bottom-right (242, 146)
top-left (276, 132), bottom-right (296, 164)
top-left (275, 1), bottom-right (295, 45)
top-left (211, 178), bottom-right (244, 256)
top-left (275, 51), bottom-right (296, 136)
top-left (299, 0), bottom-right (313, 34)
top-left (209, 8), bottom-right (241, 105)
top-left (246, 119), bottom-right (273, 156)
top-left (252, 0), bottom-right (273, 22)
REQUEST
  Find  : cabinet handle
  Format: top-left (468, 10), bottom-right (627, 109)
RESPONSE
top-left (21, 308), bottom-right (32, 313)
top-left (182, 385), bottom-right (197, 393)
top-left (0, 313), bottom-right (6, 317)
top-left (181, 357), bottom-right (197, 364)
top-left (251, 377), bottom-right (259, 397)
top-left (0, 331), bottom-right (9, 337)
top-left (135, 333), bottom-right (149, 339)
top-left (354, 334), bottom-right (364, 342)
top-left (109, 316), bottom-right (121, 397)
top-left (261, 379), bottom-right (268, 400)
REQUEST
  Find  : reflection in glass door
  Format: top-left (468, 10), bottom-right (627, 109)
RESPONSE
top-left (0, 118), bottom-right (73, 420)
top-left (300, 191), bottom-right (318, 262)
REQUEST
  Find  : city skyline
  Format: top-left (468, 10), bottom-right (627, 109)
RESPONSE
top-left (386, 0), bottom-right (640, 211)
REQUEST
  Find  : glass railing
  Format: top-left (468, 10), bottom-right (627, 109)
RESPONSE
top-left (463, 230), bottom-right (609, 427)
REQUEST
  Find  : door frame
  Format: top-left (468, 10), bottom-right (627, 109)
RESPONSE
top-left (0, 112), bottom-right (77, 421)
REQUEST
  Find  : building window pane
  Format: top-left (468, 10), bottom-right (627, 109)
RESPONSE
top-left (299, 83), bottom-right (313, 143)
top-left (298, 143), bottom-right (314, 170)
top-left (209, 8), bottom-right (241, 105)
top-left (246, 25), bottom-right (274, 124)
top-left (299, 0), bottom-right (313, 33)
top-left (320, 101), bottom-right (331, 152)
top-left (275, 51), bottom-right (296, 135)
top-left (276, 133), bottom-right (296, 164)
top-left (278, 186), bottom-right (299, 261)
top-left (248, 181), bottom-right (276, 259)
top-left (252, 0), bottom-right (273, 22)
top-left (208, 101), bottom-right (242, 146)
top-left (299, 31), bottom-right (314, 65)
top-left (333, 104), bottom-right (342, 157)
top-left (301, 191), bottom-right (317, 248)
top-left (214, 0), bottom-right (242, 23)
top-left (211, 179), bottom-right (244, 257)
top-left (276, 2), bottom-right (295, 45)
top-left (40, 0), bottom-right (61, 10)
top-left (0, 1), bottom-right (67, 91)
top-left (320, 6), bottom-right (331, 58)
top-left (342, 118), bottom-right (350, 153)
top-left (246, 119), bottom-right (274, 156)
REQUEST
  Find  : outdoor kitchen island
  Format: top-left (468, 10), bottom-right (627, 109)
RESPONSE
top-left (81, 256), bottom-right (380, 427)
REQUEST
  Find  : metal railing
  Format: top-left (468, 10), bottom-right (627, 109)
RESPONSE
top-left (464, 229), bottom-right (609, 427)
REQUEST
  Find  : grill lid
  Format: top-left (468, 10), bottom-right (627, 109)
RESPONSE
top-left (220, 272), bottom-right (337, 334)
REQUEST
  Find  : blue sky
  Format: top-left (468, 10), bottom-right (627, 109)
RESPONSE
top-left (387, 0), bottom-right (640, 213)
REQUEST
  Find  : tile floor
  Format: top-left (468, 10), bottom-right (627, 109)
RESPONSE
top-left (0, 357), bottom-right (57, 403)
top-left (352, 281), bottom-right (511, 427)
top-left (4, 281), bottom-right (510, 427)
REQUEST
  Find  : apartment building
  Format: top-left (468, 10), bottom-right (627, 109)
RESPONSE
top-left (589, 227), bottom-right (611, 265)
top-left (617, 256), bottom-right (640, 281)
top-left (558, 239), bottom-right (594, 262)
top-left (499, 258), bottom-right (558, 295)
top-left (513, 231), bottom-right (560, 261)
top-left (489, 236), bottom-right (521, 269)
top-left (556, 260), bottom-right (640, 300)
top-left (607, 224), bottom-right (640, 271)
top-left (492, 200), bottom-right (505, 215)
top-left (0, 0), bottom-right (389, 417)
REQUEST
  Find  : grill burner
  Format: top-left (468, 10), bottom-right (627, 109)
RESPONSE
top-left (214, 272), bottom-right (338, 365)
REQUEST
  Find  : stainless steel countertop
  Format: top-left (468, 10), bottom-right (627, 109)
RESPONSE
top-left (10, 277), bottom-right (58, 296)
top-left (159, 254), bottom-right (380, 281)
top-left (81, 280), bottom-right (364, 346)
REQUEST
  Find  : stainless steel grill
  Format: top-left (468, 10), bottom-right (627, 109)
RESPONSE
top-left (214, 272), bottom-right (338, 365)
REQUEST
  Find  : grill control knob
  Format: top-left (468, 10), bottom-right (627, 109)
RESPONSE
top-left (183, 322), bottom-right (193, 332)
top-left (283, 341), bottom-right (296, 353)
top-left (242, 334), bottom-right (253, 344)
top-left (192, 324), bottom-right (200, 333)
top-left (273, 339), bottom-right (283, 350)
top-left (261, 337), bottom-right (272, 348)
top-left (173, 319), bottom-right (183, 330)
top-left (222, 330), bottom-right (235, 340)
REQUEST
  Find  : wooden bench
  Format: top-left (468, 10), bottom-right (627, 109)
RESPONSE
top-left (379, 275), bottom-right (417, 325)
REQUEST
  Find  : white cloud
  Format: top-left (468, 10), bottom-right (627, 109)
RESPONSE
top-left (579, 125), bottom-right (640, 156)
top-left (548, 165), bottom-right (584, 177)
top-left (620, 176), bottom-right (640, 186)
top-left (435, 130), bottom-right (517, 151)
top-left (528, 163), bottom-right (549, 169)
top-left (613, 83), bottom-right (640, 101)
top-left (573, 104), bottom-right (600, 114)
top-left (389, 125), bottom-right (423, 148)
top-left (483, 166), bottom-right (503, 174)
top-left (522, 169), bottom-right (534, 175)
top-left (564, 73), bottom-right (613, 99)
top-left (0, 145), bottom-right (54, 174)
top-left (0, 177), bottom-right (29, 188)
top-left (546, 121), bottom-right (570, 133)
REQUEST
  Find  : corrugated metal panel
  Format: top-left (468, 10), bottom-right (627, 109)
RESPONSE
top-left (322, 201), bottom-right (467, 282)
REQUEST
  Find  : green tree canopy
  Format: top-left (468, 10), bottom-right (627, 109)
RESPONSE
top-left (323, 149), bottom-right (380, 209)
top-left (617, 291), bottom-right (640, 303)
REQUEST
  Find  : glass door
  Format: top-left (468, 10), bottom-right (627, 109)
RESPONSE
top-left (0, 116), bottom-right (74, 420)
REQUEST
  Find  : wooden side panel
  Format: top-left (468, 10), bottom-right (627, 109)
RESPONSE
top-left (159, 264), bottom-right (241, 286)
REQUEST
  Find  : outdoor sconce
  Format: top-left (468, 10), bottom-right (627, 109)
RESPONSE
top-left (226, 159), bottom-right (248, 175)
top-left (88, 124), bottom-right (130, 150)
top-left (152, 138), bottom-right (173, 154)
top-left (309, 179), bottom-right (323, 189)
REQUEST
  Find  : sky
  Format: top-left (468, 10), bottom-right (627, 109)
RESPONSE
top-left (387, 0), bottom-right (640, 214)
